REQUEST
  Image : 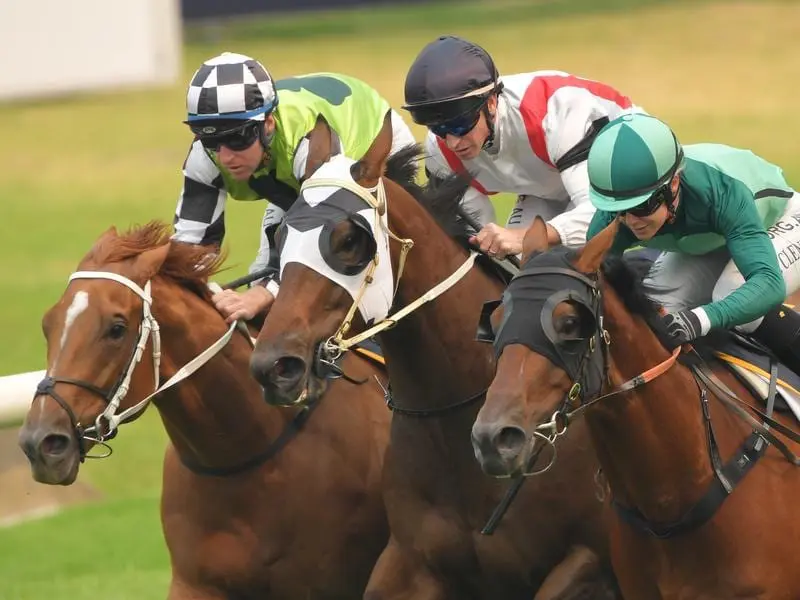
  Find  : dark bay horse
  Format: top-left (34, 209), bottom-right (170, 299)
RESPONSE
top-left (472, 217), bottom-right (800, 598)
top-left (249, 116), bottom-right (620, 599)
top-left (17, 222), bottom-right (391, 600)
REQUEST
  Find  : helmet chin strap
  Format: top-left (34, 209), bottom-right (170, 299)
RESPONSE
top-left (481, 104), bottom-right (497, 150)
top-left (258, 118), bottom-right (275, 164)
top-left (665, 178), bottom-right (681, 223)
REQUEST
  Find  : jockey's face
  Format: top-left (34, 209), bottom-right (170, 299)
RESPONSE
top-left (620, 174), bottom-right (681, 240)
top-left (216, 115), bottom-right (275, 181)
top-left (442, 95), bottom-right (497, 160)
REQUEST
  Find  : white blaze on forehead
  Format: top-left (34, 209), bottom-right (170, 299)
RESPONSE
top-left (60, 291), bottom-right (90, 349)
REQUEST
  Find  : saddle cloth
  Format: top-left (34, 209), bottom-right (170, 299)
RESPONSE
top-left (712, 333), bottom-right (800, 422)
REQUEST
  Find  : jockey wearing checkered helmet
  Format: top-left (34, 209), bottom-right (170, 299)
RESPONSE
top-left (184, 52), bottom-right (278, 171)
top-left (173, 52), bottom-right (416, 323)
top-left (402, 35), bottom-right (644, 258)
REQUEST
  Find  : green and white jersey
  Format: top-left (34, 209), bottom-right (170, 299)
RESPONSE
top-left (587, 143), bottom-right (793, 330)
top-left (172, 72), bottom-right (391, 246)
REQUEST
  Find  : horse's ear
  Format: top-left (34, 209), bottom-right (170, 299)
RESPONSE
top-left (79, 226), bottom-right (120, 269)
top-left (94, 226), bottom-right (119, 247)
top-left (302, 115), bottom-right (334, 181)
top-left (132, 242), bottom-right (171, 283)
top-left (353, 111), bottom-right (392, 188)
top-left (521, 216), bottom-right (549, 262)
top-left (574, 219), bottom-right (619, 274)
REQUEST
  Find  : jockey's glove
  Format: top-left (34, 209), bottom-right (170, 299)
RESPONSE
top-left (660, 309), bottom-right (705, 350)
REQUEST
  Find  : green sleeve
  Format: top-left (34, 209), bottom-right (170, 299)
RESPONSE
top-left (586, 210), bottom-right (637, 255)
top-left (700, 176), bottom-right (785, 329)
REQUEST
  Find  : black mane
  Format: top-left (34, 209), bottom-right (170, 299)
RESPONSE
top-left (601, 252), bottom-right (663, 326)
top-left (384, 144), bottom-right (477, 241)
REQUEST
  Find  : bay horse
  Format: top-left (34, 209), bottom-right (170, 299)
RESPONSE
top-left (472, 217), bottom-right (800, 599)
top-left (17, 222), bottom-right (391, 600)
top-left (249, 114), bottom-right (620, 599)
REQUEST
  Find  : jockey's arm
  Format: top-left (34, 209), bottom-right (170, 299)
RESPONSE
top-left (698, 179), bottom-right (785, 332)
top-left (542, 106), bottom-right (613, 248)
top-left (212, 202), bottom-right (284, 324)
top-left (172, 140), bottom-right (228, 247)
top-left (249, 203), bottom-right (285, 293)
top-left (548, 160), bottom-right (597, 247)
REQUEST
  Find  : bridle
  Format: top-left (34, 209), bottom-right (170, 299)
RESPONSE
top-left (35, 271), bottom-right (239, 462)
top-left (484, 258), bottom-right (800, 538)
top-left (483, 258), bottom-right (682, 477)
top-left (302, 176), bottom-right (480, 387)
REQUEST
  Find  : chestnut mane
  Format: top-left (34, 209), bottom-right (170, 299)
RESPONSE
top-left (86, 220), bottom-right (225, 298)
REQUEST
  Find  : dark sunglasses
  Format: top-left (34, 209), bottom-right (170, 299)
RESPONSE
top-left (195, 122), bottom-right (261, 151)
top-left (429, 109), bottom-right (482, 139)
top-left (619, 184), bottom-right (672, 218)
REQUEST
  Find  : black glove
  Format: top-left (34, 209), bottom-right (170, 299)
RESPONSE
top-left (660, 309), bottom-right (703, 350)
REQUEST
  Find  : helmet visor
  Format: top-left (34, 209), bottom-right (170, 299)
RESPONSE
top-left (404, 94), bottom-right (487, 127)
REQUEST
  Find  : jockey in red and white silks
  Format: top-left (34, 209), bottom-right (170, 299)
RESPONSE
top-left (403, 36), bottom-right (646, 256)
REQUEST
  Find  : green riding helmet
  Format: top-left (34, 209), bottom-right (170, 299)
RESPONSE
top-left (588, 113), bottom-right (684, 212)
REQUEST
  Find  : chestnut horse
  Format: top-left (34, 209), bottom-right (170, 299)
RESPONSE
top-left (249, 115), bottom-right (620, 599)
top-left (17, 222), bottom-right (390, 599)
top-left (472, 217), bottom-right (800, 599)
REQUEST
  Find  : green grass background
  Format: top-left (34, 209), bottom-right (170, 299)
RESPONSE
top-left (1, 0), bottom-right (799, 596)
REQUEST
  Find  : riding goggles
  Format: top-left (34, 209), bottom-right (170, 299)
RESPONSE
top-left (192, 121), bottom-right (261, 152)
top-left (619, 184), bottom-right (672, 218)
top-left (429, 108), bottom-right (483, 138)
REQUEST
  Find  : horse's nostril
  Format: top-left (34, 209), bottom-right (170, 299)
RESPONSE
top-left (272, 356), bottom-right (306, 385)
top-left (40, 433), bottom-right (71, 457)
top-left (495, 426), bottom-right (527, 456)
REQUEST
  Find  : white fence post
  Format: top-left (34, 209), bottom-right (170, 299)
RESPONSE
top-left (0, 370), bottom-right (46, 426)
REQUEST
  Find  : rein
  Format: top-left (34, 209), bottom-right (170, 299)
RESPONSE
top-left (492, 263), bottom-right (800, 537)
top-left (301, 175), bottom-right (484, 415)
top-left (35, 272), bottom-right (313, 476)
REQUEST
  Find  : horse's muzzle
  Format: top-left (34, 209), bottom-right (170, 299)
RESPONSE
top-left (250, 345), bottom-right (310, 404)
top-left (18, 423), bottom-right (80, 485)
top-left (471, 420), bottom-right (529, 478)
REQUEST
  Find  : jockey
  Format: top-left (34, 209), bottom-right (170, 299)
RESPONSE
top-left (172, 52), bottom-right (415, 322)
top-left (586, 113), bottom-right (800, 369)
top-left (401, 35), bottom-right (644, 257)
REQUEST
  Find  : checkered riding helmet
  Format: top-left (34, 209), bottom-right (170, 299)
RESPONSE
top-left (185, 52), bottom-right (278, 133)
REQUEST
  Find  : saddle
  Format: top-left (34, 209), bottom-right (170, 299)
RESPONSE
top-left (700, 329), bottom-right (800, 422)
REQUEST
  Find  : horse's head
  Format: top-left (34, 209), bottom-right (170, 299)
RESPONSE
top-left (18, 222), bottom-right (216, 484)
top-left (250, 113), bottom-right (398, 406)
top-left (471, 217), bottom-right (620, 477)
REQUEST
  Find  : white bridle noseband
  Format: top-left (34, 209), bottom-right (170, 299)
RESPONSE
top-left (45, 271), bottom-right (241, 456)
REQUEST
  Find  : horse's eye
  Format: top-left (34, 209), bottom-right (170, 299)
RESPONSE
top-left (560, 315), bottom-right (581, 337)
top-left (554, 311), bottom-right (587, 342)
top-left (107, 322), bottom-right (127, 340)
top-left (340, 233), bottom-right (358, 253)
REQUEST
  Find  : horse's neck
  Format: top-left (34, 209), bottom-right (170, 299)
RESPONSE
top-left (380, 197), bottom-right (499, 418)
top-left (591, 286), bottom-right (721, 520)
top-left (149, 279), bottom-right (290, 471)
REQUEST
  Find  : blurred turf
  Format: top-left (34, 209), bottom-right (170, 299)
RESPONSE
top-left (1, 0), bottom-right (798, 597)
top-left (0, 496), bottom-right (169, 599)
